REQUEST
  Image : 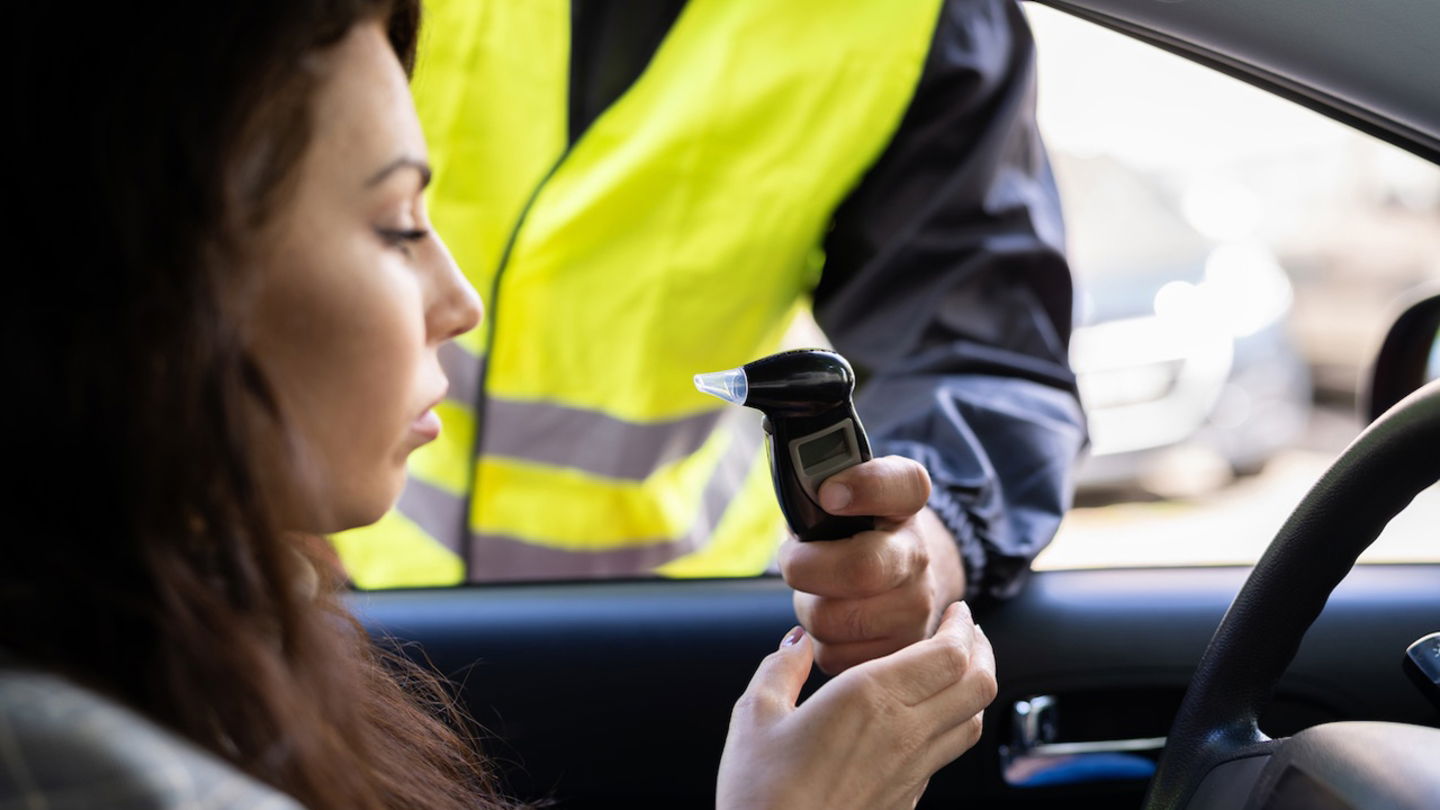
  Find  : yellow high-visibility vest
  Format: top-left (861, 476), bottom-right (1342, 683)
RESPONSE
top-left (334, 0), bottom-right (944, 587)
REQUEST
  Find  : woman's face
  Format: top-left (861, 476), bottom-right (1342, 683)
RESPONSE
top-left (249, 21), bottom-right (481, 533)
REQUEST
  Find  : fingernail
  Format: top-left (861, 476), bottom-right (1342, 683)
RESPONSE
top-left (820, 482), bottom-right (851, 511)
top-left (781, 626), bottom-right (806, 648)
top-left (957, 601), bottom-right (971, 619)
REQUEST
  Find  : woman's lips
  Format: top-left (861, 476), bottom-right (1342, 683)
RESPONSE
top-left (411, 408), bottom-right (442, 442)
top-left (410, 379), bottom-right (448, 443)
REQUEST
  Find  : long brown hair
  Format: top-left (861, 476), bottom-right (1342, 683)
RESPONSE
top-left (4, 2), bottom-right (512, 807)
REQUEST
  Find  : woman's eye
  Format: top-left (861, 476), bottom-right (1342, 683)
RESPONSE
top-left (376, 227), bottom-right (429, 254)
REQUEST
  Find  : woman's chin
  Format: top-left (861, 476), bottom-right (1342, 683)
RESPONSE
top-left (299, 482), bottom-right (404, 535)
top-left (340, 492), bottom-right (403, 533)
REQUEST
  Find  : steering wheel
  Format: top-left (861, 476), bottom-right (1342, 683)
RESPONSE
top-left (1142, 379), bottom-right (1440, 810)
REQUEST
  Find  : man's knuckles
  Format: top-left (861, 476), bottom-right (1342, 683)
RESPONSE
top-left (804, 598), bottom-right (875, 643)
top-left (839, 542), bottom-right (903, 595)
top-left (789, 536), bottom-right (916, 598)
top-left (803, 585), bottom-right (932, 644)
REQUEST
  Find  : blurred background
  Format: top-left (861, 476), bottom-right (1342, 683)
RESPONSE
top-left (1022, 5), bottom-right (1440, 569)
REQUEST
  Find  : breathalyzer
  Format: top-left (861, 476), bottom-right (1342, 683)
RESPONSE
top-left (695, 349), bottom-right (874, 541)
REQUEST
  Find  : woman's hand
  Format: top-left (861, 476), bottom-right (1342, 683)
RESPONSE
top-left (717, 602), bottom-right (996, 810)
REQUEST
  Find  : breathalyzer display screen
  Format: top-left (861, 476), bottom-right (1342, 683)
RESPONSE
top-left (798, 429), bottom-right (852, 472)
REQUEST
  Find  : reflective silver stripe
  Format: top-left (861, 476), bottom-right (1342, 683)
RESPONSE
top-left (395, 401), bottom-right (767, 577)
top-left (438, 341), bottom-right (482, 404)
top-left (465, 533), bottom-right (693, 581)
top-left (439, 340), bottom-right (728, 482)
top-left (467, 410), bottom-right (765, 581)
top-left (481, 398), bottom-right (725, 481)
top-left (396, 477), bottom-right (467, 555)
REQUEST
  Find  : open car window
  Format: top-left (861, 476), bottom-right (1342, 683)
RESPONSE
top-left (340, 2), bottom-right (1439, 590)
top-left (1025, 3), bottom-right (1440, 571)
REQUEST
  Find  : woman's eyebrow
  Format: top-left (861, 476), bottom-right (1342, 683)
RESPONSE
top-left (365, 156), bottom-right (432, 189)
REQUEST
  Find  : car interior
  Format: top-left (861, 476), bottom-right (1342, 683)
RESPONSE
top-left (352, 2), bottom-right (1440, 808)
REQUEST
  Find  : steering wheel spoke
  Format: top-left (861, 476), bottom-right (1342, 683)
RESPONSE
top-left (1184, 738), bottom-right (1282, 810)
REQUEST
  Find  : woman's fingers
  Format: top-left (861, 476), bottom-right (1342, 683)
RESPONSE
top-left (734, 626), bottom-right (815, 724)
top-left (915, 626), bottom-right (996, 772)
top-left (859, 602), bottom-right (979, 707)
top-left (918, 621), bottom-right (996, 712)
top-left (921, 711), bottom-right (987, 775)
top-left (838, 605), bottom-right (993, 777)
top-left (719, 618), bottom-right (993, 810)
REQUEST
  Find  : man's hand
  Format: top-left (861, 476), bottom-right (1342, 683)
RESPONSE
top-left (779, 456), bottom-right (967, 674)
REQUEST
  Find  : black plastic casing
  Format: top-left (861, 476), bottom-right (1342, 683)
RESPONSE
top-left (741, 350), bottom-right (874, 542)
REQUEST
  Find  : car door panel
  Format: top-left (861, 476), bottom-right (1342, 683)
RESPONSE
top-left (352, 564), bottom-right (1439, 808)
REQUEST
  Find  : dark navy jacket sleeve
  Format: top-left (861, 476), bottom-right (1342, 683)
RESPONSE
top-left (813, 0), bottom-right (1086, 603)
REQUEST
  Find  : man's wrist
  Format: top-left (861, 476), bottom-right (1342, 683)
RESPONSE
top-left (925, 486), bottom-right (988, 603)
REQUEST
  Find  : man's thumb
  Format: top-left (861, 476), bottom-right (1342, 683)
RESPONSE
top-left (737, 626), bottom-right (814, 721)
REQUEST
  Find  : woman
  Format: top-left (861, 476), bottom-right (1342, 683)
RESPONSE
top-left (0, 1), bottom-right (996, 808)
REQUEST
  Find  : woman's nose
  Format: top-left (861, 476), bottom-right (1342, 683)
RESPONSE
top-left (425, 231), bottom-right (482, 344)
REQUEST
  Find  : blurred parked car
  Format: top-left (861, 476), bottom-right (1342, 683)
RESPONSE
top-left (1060, 155), bottom-right (1311, 494)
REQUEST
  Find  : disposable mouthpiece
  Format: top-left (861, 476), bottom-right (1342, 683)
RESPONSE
top-left (693, 368), bottom-right (748, 405)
